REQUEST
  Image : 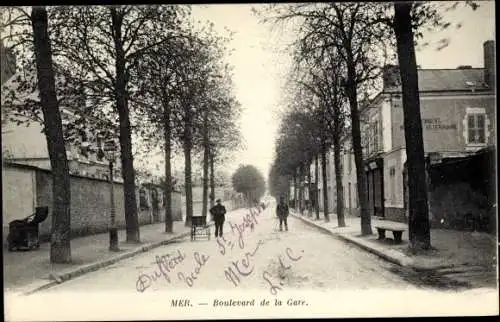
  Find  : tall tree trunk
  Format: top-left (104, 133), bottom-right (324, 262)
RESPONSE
top-left (32, 6), bottom-right (71, 263)
top-left (315, 155), bottom-right (320, 220)
top-left (209, 150), bottom-right (215, 208)
top-left (201, 108), bottom-right (209, 218)
top-left (293, 172), bottom-right (298, 209)
top-left (210, 147), bottom-right (215, 207)
top-left (321, 142), bottom-right (329, 222)
top-left (346, 55), bottom-right (372, 235)
top-left (307, 159), bottom-right (313, 217)
top-left (287, 175), bottom-right (291, 204)
top-left (394, 2), bottom-right (431, 251)
top-left (111, 8), bottom-right (140, 243)
top-left (333, 130), bottom-right (345, 227)
top-left (183, 106), bottom-right (193, 227)
top-left (298, 163), bottom-right (304, 214)
top-left (163, 97), bottom-right (173, 233)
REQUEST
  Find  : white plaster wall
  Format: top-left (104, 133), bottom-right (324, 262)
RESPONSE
top-left (2, 165), bottom-right (36, 234)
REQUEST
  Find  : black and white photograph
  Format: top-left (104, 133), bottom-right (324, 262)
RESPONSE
top-left (2, 2), bottom-right (498, 320)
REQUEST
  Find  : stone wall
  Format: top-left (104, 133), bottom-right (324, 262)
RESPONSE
top-left (3, 163), bottom-right (183, 245)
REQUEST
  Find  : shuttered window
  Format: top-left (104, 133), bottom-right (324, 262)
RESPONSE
top-left (467, 113), bottom-right (486, 144)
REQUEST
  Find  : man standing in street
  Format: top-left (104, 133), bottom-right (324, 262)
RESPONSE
top-left (210, 199), bottom-right (226, 238)
top-left (276, 196), bottom-right (289, 232)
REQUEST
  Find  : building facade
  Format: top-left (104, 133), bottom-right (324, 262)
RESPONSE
top-left (1, 41), bottom-right (16, 85)
top-left (312, 150), bottom-right (337, 213)
top-left (340, 40), bottom-right (496, 224)
top-left (341, 136), bottom-right (359, 217)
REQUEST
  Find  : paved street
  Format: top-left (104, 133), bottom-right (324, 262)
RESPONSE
top-left (40, 204), bottom-right (420, 294)
top-left (6, 203), bottom-right (498, 320)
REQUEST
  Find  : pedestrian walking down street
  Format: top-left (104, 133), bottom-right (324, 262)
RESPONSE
top-left (276, 197), bottom-right (289, 232)
top-left (210, 199), bottom-right (227, 238)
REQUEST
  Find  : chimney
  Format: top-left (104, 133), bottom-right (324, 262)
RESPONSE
top-left (483, 40), bottom-right (495, 88)
top-left (382, 64), bottom-right (401, 90)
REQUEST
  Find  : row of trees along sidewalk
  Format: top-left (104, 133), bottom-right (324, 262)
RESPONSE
top-left (260, 1), bottom-right (480, 253)
top-left (1, 6), bottom-right (242, 263)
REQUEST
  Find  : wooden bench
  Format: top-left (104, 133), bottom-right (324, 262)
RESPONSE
top-left (374, 221), bottom-right (407, 244)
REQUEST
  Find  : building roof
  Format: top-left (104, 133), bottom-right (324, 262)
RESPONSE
top-left (384, 68), bottom-right (491, 93)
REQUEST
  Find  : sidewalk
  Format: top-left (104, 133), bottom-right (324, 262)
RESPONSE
top-left (4, 220), bottom-right (194, 295)
top-left (291, 209), bottom-right (498, 289)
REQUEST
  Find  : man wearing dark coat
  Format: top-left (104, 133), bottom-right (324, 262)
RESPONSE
top-left (276, 196), bottom-right (289, 231)
top-left (210, 199), bottom-right (227, 238)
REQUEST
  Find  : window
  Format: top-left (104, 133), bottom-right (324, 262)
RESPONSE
top-left (365, 121), bottom-right (380, 155)
top-left (348, 152), bottom-right (352, 174)
top-left (367, 126), bottom-right (373, 155)
top-left (373, 122), bottom-right (379, 152)
top-left (468, 113), bottom-right (486, 144)
top-left (389, 167), bottom-right (396, 204)
top-left (348, 182), bottom-right (352, 209)
top-left (463, 107), bottom-right (489, 147)
top-left (354, 185), bottom-right (358, 207)
top-left (326, 156), bottom-right (331, 179)
top-left (341, 186), bottom-right (345, 208)
top-left (139, 189), bottom-right (149, 210)
top-left (362, 125), bottom-right (368, 155)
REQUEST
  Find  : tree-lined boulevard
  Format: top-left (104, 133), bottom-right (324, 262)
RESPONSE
top-left (2, 3), bottom-right (497, 319)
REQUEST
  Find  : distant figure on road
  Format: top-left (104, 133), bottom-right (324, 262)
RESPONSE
top-left (210, 199), bottom-right (227, 238)
top-left (276, 197), bottom-right (289, 232)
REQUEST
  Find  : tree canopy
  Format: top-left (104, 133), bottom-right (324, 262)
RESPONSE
top-left (231, 164), bottom-right (266, 203)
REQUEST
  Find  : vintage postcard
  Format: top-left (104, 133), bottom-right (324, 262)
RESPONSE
top-left (2, 2), bottom-right (498, 320)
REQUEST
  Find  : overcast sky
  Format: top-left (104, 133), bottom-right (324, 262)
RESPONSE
top-left (143, 2), bottom-right (495, 183)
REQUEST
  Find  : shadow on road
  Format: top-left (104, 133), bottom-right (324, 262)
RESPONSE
top-left (388, 265), bottom-right (473, 291)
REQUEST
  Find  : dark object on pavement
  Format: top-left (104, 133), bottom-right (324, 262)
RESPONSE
top-left (191, 215), bottom-right (211, 241)
top-left (8, 206), bottom-right (49, 251)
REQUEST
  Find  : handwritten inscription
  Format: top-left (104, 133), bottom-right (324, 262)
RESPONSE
top-left (224, 239), bottom-right (265, 287)
top-left (136, 250), bottom-right (186, 292)
top-left (217, 206), bottom-right (266, 288)
top-left (217, 206), bottom-right (263, 256)
top-left (227, 207), bottom-right (262, 249)
top-left (262, 247), bottom-right (304, 295)
top-left (177, 252), bottom-right (210, 287)
top-left (135, 206), bottom-right (268, 292)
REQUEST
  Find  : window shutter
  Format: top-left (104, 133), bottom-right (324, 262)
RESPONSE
top-left (478, 129), bottom-right (485, 143)
top-left (477, 114), bottom-right (485, 130)
top-left (469, 128), bottom-right (476, 143)
top-left (468, 114), bottom-right (475, 129)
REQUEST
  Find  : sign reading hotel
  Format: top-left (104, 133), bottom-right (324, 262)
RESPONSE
top-left (399, 118), bottom-right (457, 130)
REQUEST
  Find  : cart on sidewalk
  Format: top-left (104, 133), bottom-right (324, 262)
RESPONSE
top-left (7, 206), bottom-right (49, 252)
top-left (190, 215), bottom-right (211, 241)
